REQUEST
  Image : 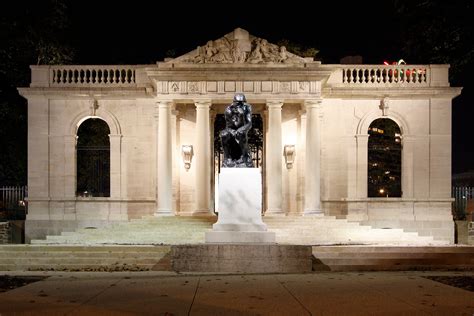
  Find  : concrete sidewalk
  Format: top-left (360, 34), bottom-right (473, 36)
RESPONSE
top-left (0, 271), bottom-right (473, 315)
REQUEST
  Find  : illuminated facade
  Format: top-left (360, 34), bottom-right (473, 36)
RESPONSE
top-left (19, 29), bottom-right (461, 242)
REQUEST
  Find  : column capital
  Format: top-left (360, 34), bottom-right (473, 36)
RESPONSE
top-left (304, 99), bottom-right (322, 109)
top-left (194, 100), bottom-right (212, 109)
top-left (155, 100), bottom-right (174, 108)
top-left (266, 100), bottom-right (284, 108)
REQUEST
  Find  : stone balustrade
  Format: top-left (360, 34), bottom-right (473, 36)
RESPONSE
top-left (29, 65), bottom-right (138, 87)
top-left (342, 65), bottom-right (429, 85)
top-left (50, 66), bottom-right (136, 86)
top-left (28, 64), bottom-right (449, 89)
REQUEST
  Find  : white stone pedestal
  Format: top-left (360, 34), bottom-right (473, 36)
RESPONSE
top-left (205, 168), bottom-right (275, 243)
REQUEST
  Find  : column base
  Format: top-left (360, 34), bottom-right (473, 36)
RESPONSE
top-left (154, 209), bottom-right (173, 216)
top-left (265, 209), bottom-right (286, 216)
top-left (192, 210), bottom-right (216, 217)
top-left (303, 209), bottom-right (324, 216)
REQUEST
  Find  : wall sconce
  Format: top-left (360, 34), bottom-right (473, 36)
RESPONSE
top-left (284, 144), bottom-right (295, 169)
top-left (181, 145), bottom-right (193, 171)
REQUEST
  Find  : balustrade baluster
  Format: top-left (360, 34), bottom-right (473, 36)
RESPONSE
top-left (355, 68), bottom-right (361, 83)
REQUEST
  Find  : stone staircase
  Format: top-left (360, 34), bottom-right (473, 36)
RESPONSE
top-left (0, 245), bottom-right (171, 271)
top-left (265, 216), bottom-right (448, 245)
top-left (1, 244), bottom-right (472, 272)
top-left (30, 215), bottom-right (448, 246)
top-left (312, 245), bottom-right (474, 271)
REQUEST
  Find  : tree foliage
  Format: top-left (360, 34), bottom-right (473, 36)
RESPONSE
top-left (276, 39), bottom-right (319, 59)
top-left (0, 0), bottom-right (75, 186)
top-left (394, 0), bottom-right (474, 84)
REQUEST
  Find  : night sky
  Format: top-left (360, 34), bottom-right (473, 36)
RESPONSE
top-left (5, 0), bottom-right (474, 175)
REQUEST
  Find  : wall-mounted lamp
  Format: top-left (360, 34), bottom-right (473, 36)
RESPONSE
top-left (181, 145), bottom-right (194, 171)
top-left (283, 144), bottom-right (295, 169)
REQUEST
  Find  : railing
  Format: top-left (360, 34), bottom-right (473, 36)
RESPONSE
top-left (0, 186), bottom-right (27, 210)
top-left (341, 65), bottom-right (429, 85)
top-left (452, 186), bottom-right (474, 221)
top-left (50, 66), bottom-right (136, 86)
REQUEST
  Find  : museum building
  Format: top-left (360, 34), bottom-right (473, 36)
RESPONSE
top-left (19, 28), bottom-right (461, 243)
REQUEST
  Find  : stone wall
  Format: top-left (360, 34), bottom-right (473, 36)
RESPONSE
top-left (0, 222), bottom-right (11, 244)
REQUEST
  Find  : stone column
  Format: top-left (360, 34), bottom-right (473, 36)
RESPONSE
top-left (355, 134), bottom-right (369, 198)
top-left (304, 100), bottom-right (323, 215)
top-left (109, 134), bottom-right (122, 199)
top-left (194, 100), bottom-right (212, 216)
top-left (265, 100), bottom-right (284, 215)
top-left (155, 100), bottom-right (173, 216)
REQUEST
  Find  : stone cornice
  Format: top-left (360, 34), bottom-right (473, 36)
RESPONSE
top-left (146, 66), bottom-right (332, 82)
top-left (17, 87), bottom-right (152, 99)
top-left (322, 86), bottom-right (462, 99)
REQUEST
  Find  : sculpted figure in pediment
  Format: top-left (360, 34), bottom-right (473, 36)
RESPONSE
top-left (173, 28), bottom-right (308, 64)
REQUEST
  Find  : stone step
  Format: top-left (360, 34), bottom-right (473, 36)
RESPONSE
top-left (0, 245), bottom-right (171, 252)
top-left (312, 246), bottom-right (474, 253)
top-left (311, 245), bottom-right (474, 271)
top-left (0, 251), bottom-right (167, 258)
top-left (0, 263), bottom-right (158, 271)
top-left (0, 258), bottom-right (162, 265)
top-left (30, 215), bottom-right (443, 246)
top-left (312, 264), bottom-right (474, 272)
top-left (0, 245), bottom-right (172, 271)
top-left (313, 252), bottom-right (474, 259)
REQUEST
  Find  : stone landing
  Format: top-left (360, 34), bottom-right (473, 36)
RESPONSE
top-left (172, 244), bottom-right (312, 273)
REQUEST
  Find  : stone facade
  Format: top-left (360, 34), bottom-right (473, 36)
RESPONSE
top-left (19, 28), bottom-right (461, 242)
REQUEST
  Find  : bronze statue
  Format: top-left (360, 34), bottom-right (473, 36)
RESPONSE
top-left (220, 93), bottom-right (254, 168)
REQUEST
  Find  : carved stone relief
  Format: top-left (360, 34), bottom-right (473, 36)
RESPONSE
top-left (171, 29), bottom-right (308, 64)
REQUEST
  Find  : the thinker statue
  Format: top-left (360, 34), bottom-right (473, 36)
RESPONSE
top-left (220, 93), bottom-right (254, 168)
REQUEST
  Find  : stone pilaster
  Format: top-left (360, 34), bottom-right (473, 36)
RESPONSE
top-left (402, 135), bottom-right (415, 198)
top-left (355, 134), bottom-right (369, 198)
top-left (63, 135), bottom-right (77, 198)
top-left (109, 134), bottom-right (122, 199)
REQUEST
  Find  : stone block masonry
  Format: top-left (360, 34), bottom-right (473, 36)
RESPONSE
top-left (0, 222), bottom-right (11, 244)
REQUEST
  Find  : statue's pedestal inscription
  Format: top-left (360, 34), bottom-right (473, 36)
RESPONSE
top-left (205, 168), bottom-right (275, 243)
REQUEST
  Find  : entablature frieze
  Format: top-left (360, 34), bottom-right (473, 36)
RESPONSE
top-left (154, 80), bottom-right (322, 97)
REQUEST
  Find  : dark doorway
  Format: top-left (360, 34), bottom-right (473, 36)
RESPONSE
top-left (368, 118), bottom-right (402, 197)
top-left (76, 118), bottom-right (110, 197)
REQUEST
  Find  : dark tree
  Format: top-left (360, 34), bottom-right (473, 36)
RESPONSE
top-left (0, 0), bottom-right (75, 186)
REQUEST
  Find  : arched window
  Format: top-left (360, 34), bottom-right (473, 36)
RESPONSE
top-left (368, 118), bottom-right (402, 197)
top-left (76, 118), bottom-right (110, 197)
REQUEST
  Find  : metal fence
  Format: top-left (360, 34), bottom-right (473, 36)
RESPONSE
top-left (452, 186), bottom-right (474, 221)
top-left (0, 186), bottom-right (27, 220)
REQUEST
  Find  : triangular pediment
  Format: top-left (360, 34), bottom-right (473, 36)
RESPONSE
top-left (167, 28), bottom-right (312, 65)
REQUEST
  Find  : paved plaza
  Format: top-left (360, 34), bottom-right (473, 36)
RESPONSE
top-left (0, 271), bottom-right (473, 315)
